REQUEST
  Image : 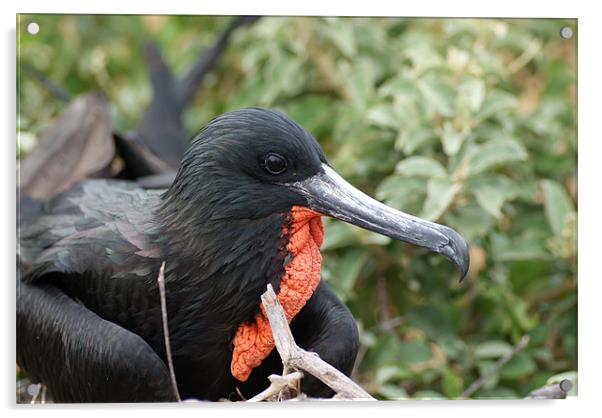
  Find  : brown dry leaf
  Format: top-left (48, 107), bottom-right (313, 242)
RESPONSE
top-left (141, 15), bottom-right (167, 33)
top-left (19, 92), bottom-right (115, 200)
top-left (516, 72), bottom-right (545, 115)
top-left (466, 245), bottom-right (487, 282)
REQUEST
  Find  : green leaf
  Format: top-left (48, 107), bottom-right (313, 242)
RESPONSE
top-left (362, 334), bottom-right (407, 369)
top-left (475, 341), bottom-right (513, 359)
top-left (499, 351), bottom-right (536, 379)
top-left (375, 365), bottom-right (413, 385)
top-left (473, 387), bottom-right (519, 399)
top-left (446, 204), bottom-right (496, 241)
top-left (477, 361), bottom-right (500, 390)
top-left (442, 368), bottom-right (464, 399)
top-left (466, 139), bottom-right (528, 176)
top-left (420, 178), bottom-right (462, 221)
top-left (357, 228), bottom-right (392, 246)
top-left (323, 18), bottom-right (356, 58)
top-left (541, 180), bottom-right (574, 235)
top-left (438, 335), bottom-right (465, 360)
top-left (468, 175), bottom-right (519, 201)
top-left (508, 298), bottom-right (538, 331)
top-left (457, 76), bottom-right (486, 112)
top-left (395, 156), bottom-right (447, 178)
top-left (333, 249), bottom-right (369, 296)
top-left (321, 220), bottom-right (358, 251)
top-left (441, 122), bottom-right (469, 156)
top-left (412, 390), bottom-right (446, 400)
top-left (367, 104), bottom-right (399, 129)
top-left (376, 176), bottom-right (426, 213)
top-left (418, 368), bottom-right (442, 385)
top-left (476, 90), bottom-right (517, 122)
top-left (406, 305), bottom-right (456, 341)
top-left (341, 58), bottom-right (376, 108)
top-left (472, 185), bottom-right (507, 218)
top-left (417, 78), bottom-right (455, 117)
top-left (490, 232), bottom-right (550, 261)
top-left (261, 49), bottom-right (306, 104)
top-left (285, 95), bottom-right (336, 138)
top-left (402, 40), bottom-right (445, 75)
top-left (378, 384), bottom-right (409, 400)
top-left (395, 126), bottom-right (436, 154)
top-left (359, 329), bottom-right (377, 347)
top-left (398, 341), bottom-right (433, 364)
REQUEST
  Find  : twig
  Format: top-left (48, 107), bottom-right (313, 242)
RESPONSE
top-left (260, 284), bottom-right (375, 400)
top-left (508, 39), bottom-right (542, 74)
top-left (29, 383), bottom-right (41, 404)
top-left (248, 372), bottom-right (303, 402)
top-left (40, 384), bottom-right (46, 404)
top-left (351, 344), bottom-right (368, 382)
top-left (21, 62), bottom-right (71, 103)
top-left (376, 276), bottom-right (393, 325)
top-left (526, 380), bottom-right (572, 400)
top-left (235, 386), bottom-right (247, 401)
top-left (460, 335), bottom-right (530, 399)
top-left (157, 261), bottom-right (181, 402)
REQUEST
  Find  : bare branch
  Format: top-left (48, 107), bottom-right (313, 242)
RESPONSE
top-left (260, 284), bottom-right (375, 400)
top-left (526, 380), bottom-right (573, 400)
top-left (157, 261), bottom-right (181, 402)
top-left (21, 62), bottom-right (71, 103)
top-left (40, 384), bottom-right (47, 404)
top-left (461, 335), bottom-right (530, 399)
top-left (29, 383), bottom-right (41, 404)
top-left (248, 372), bottom-right (303, 402)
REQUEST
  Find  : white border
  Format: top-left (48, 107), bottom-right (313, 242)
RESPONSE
top-left (3, 1), bottom-right (599, 418)
top-left (7, 0), bottom-right (582, 17)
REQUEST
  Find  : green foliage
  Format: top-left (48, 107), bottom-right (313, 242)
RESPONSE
top-left (17, 16), bottom-right (577, 399)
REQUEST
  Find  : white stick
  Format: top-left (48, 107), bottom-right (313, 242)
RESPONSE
top-left (260, 284), bottom-right (375, 400)
top-left (157, 261), bottom-right (181, 402)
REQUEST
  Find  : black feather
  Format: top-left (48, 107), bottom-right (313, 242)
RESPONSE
top-left (17, 108), bottom-right (359, 401)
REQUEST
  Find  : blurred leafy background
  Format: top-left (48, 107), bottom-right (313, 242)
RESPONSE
top-left (17, 15), bottom-right (577, 399)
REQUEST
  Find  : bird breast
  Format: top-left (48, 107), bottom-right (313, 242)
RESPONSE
top-left (230, 206), bottom-right (324, 381)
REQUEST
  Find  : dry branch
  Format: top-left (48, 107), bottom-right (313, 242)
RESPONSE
top-left (19, 92), bottom-right (115, 201)
top-left (526, 380), bottom-right (572, 400)
top-left (260, 284), bottom-right (375, 400)
top-left (460, 335), bottom-right (530, 399)
top-left (248, 372), bottom-right (303, 402)
top-left (157, 261), bottom-right (181, 402)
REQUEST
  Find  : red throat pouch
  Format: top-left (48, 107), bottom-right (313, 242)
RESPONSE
top-left (230, 206), bottom-right (324, 381)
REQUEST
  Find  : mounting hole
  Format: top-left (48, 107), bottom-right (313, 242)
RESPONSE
top-left (26, 22), bottom-right (39, 35)
top-left (559, 379), bottom-right (573, 393)
top-left (27, 383), bottom-right (40, 396)
top-left (560, 26), bottom-right (573, 39)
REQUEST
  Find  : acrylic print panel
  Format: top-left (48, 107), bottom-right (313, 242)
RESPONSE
top-left (16, 15), bottom-right (577, 403)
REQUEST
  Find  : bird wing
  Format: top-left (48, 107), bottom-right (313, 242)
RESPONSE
top-left (19, 179), bottom-right (163, 283)
top-left (17, 278), bottom-right (176, 402)
top-left (17, 180), bottom-right (178, 402)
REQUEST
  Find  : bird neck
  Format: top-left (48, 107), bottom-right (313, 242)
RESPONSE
top-left (153, 193), bottom-right (288, 328)
top-left (152, 195), bottom-right (324, 377)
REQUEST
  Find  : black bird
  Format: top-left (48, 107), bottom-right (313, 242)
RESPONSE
top-left (17, 108), bottom-right (469, 402)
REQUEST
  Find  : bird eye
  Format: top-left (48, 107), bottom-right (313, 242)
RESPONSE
top-left (262, 153), bottom-right (288, 175)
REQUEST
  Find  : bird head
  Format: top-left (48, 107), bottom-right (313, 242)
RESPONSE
top-left (164, 107), bottom-right (469, 280)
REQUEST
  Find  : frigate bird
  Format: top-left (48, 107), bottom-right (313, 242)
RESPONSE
top-left (17, 108), bottom-right (469, 402)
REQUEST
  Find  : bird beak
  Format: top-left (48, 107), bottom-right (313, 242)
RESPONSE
top-left (288, 164), bottom-right (469, 281)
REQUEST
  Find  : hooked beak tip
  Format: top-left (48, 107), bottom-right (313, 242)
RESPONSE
top-left (438, 226), bottom-right (470, 282)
